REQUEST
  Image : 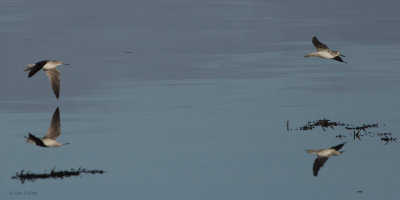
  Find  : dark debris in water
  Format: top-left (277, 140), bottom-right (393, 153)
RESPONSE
top-left (351, 130), bottom-right (397, 144)
top-left (12, 168), bottom-right (105, 184)
top-left (335, 134), bottom-right (347, 139)
top-left (298, 119), bottom-right (345, 131)
top-left (381, 136), bottom-right (397, 145)
top-left (290, 119), bottom-right (397, 145)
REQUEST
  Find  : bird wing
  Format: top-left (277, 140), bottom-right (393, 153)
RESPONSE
top-left (312, 36), bottom-right (329, 51)
top-left (45, 107), bottom-right (61, 139)
top-left (313, 156), bottom-right (329, 176)
top-left (332, 56), bottom-right (346, 63)
top-left (330, 142), bottom-right (346, 151)
top-left (27, 60), bottom-right (48, 78)
top-left (44, 68), bottom-right (60, 99)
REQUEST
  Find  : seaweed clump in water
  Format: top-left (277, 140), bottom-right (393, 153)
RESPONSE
top-left (350, 130), bottom-right (397, 144)
top-left (12, 168), bottom-right (105, 184)
top-left (299, 119), bottom-right (345, 131)
top-left (378, 133), bottom-right (397, 145)
top-left (293, 119), bottom-right (397, 145)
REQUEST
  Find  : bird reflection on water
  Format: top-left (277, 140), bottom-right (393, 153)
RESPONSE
top-left (25, 107), bottom-right (69, 147)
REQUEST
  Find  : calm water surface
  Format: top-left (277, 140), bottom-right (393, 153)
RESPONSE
top-left (1, 0), bottom-right (400, 199)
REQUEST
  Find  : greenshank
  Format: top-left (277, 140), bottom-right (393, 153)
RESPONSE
top-left (25, 60), bottom-right (69, 99)
top-left (305, 36), bottom-right (347, 64)
top-left (25, 107), bottom-right (69, 147)
top-left (306, 143), bottom-right (345, 176)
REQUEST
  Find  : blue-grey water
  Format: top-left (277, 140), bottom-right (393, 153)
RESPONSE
top-left (1, 0), bottom-right (400, 199)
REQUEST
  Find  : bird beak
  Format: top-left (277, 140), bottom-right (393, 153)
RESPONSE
top-left (63, 63), bottom-right (69, 65)
top-left (339, 54), bottom-right (346, 57)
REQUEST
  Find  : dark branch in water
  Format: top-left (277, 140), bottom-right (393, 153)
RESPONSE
top-left (287, 120), bottom-right (289, 132)
top-left (345, 124), bottom-right (379, 132)
top-left (353, 130), bottom-right (362, 141)
top-left (12, 168), bottom-right (105, 184)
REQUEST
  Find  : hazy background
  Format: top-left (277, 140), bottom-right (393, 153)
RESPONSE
top-left (1, 0), bottom-right (399, 199)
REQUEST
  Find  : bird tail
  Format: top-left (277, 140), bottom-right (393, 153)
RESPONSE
top-left (306, 149), bottom-right (318, 154)
top-left (305, 52), bottom-right (319, 58)
top-left (25, 133), bottom-right (35, 144)
top-left (24, 64), bottom-right (35, 71)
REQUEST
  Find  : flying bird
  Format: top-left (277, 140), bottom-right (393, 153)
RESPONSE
top-left (25, 60), bottom-right (69, 99)
top-left (305, 36), bottom-right (347, 64)
top-left (306, 143), bottom-right (345, 176)
top-left (25, 107), bottom-right (69, 147)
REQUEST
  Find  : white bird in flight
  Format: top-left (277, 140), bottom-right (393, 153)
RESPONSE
top-left (305, 36), bottom-right (347, 64)
top-left (25, 60), bottom-right (69, 99)
top-left (306, 143), bottom-right (345, 176)
top-left (25, 107), bottom-right (69, 147)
